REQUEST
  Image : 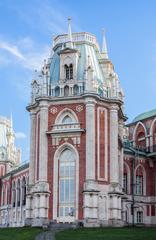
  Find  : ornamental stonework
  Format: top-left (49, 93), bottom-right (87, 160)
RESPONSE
top-left (50, 107), bottom-right (58, 114)
top-left (76, 105), bottom-right (83, 112)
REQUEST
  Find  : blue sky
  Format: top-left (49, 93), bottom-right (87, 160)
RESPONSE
top-left (0, 0), bottom-right (156, 161)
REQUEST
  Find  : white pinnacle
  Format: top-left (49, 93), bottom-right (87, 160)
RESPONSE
top-left (102, 29), bottom-right (108, 59)
top-left (68, 17), bottom-right (73, 48)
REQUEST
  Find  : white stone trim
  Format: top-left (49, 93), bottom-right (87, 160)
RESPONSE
top-left (149, 117), bottom-right (156, 148)
top-left (110, 105), bottom-right (119, 183)
top-left (97, 107), bottom-right (108, 181)
top-left (85, 100), bottom-right (96, 180)
top-left (54, 108), bottom-right (79, 124)
top-left (53, 143), bottom-right (79, 222)
top-left (133, 121), bottom-right (148, 147)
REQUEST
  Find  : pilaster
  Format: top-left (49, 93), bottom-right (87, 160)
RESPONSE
top-left (85, 98), bottom-right (96, 181)
top-left (29, 112), bottom-right (36, 185)
top-left (110, 105), bottom-right (119, 184)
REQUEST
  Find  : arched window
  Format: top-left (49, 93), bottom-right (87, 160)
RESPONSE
top-left (136, 166), bottom-right (144, 195)
top-left (12, 182), bottom-right (16, 207)
top-left (17, 179), bottom-right (21, 207)
top-left (59, 149), bottom-right (76, 220)
top-left (136, 132), bottom-right (146, 149)
top-left (65, 64), bottom-right (73, 80)
top-left (64, 85), bottom-right (69, 97)
top-left (62, 115), bottom-right (73, 124)
top-left (73, 85), bottom-right (79, 95)
top-left (134, 123), bottom-right (146, 150)
top-left (55, 86), bottom-right (60, 97)
top-left (22, 177), bottom-right (26, 206)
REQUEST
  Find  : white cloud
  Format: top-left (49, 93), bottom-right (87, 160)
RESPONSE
top-left (0, 41), bottom-right (25, 60)
top-left (15, 132), bottom-right (27, 139)
top-left (0, 37), bottom-right (50, 70)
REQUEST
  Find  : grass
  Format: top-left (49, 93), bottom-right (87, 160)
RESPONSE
top-left (0, 227), bottom-right (42, 240)
top-left (55, 227), bottom-right (156, 240)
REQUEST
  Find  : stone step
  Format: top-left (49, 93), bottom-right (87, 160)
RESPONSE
top-left (49, 221), bottom-right (77, 230)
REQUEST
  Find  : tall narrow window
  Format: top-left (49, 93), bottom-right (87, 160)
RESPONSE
top-left (65, 64), bottom-right (73, 80)
top-left (73, 85), bottom-right (79, 95)
top-left (1, 186), bottom-right (5, 206)
top-left (65, 65), bottom-right (69, 79)
top-left (22, 177), bottom-right (26, 206)
top-left (7, 184), bottom-right (10, 205)
top-left (136, 175), bottom-right (143, 195)
top-left (136, 166), bottom-right (144, 195)
top-left (137, 211), bottom-right (143, 223)
top-left (69, 64), bottom-right (73, 79)
top-left (12, 182), bottom-right (16, 207)
top-left (55, 86), bottom-right (60, 97)
top-left (123, 173), bottom-right (128, 193)
top-left (59, 149), bottom-right (76, 221)
top-left (64, 85), bottom-right (69, 97)
top-left (17, 179), bottom-right (21, 207)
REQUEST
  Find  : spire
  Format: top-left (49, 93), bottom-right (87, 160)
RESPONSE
top-left (68, 17), bottom-right (73, 48)
top-left (102, 29), bottom-right (108, 59)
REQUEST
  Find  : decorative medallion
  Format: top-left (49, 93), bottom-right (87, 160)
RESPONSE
top-left (76, 105), bottom-right (83, 112)
top-left (50, 107), bottom-right (58, 114)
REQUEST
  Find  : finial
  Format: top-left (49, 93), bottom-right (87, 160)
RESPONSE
top-left (102, 29), bottom-right (108, 59)
top-left (68, 17), bottom-right (73, 48)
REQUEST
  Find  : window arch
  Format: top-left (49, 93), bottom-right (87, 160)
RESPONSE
top-left (55, 108), bottom-right (79, 125)
top-left (62, 115), bottom-right (73, 124)
top-left (133, 122), bottom-right (147, 150)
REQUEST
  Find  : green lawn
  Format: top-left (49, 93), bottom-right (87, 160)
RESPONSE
top-left (55, 227), bottom-right (156, 240)
top-left (0, 227), bottom-right (42, 240)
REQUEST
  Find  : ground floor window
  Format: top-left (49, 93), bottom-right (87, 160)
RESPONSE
top-left (137, 211), bottom-right (143, 223)
top-left (58, 148), bottom-right (76, 220)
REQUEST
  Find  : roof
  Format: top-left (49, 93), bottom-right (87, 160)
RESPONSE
top-left (50, 41), bottom-right (104, 86)
top-left (132, 109), bottom-right (156, 123)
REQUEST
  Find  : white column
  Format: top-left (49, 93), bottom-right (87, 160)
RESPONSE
top-left (29, 112), bottom-right (36, 185)
top-left (85, 98), bottom-right (96, 180)
top-left (119, 121), bottom-right (124, 188)
top-left (110, 105), bottom-right (119, 183)
top-left (39, 101), bottom-right (48, 182)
